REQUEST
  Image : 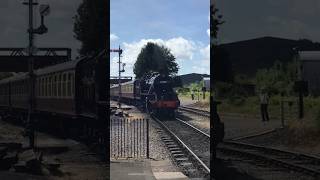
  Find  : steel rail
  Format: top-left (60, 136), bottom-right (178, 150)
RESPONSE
top-left (177, 116), bottom-right (320, 177)
top-left (152, 116), bottom-right (210, 174)
top-left (218, 141), bottom-right (320, 177)
top-left (175, 117), bottom-right (210, 138)
top-left (179, 106), bottom-right (210, 118)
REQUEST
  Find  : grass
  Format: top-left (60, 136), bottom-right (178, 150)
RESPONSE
top-left (217, 95), bottom-right (320, 151)
top-left (216, 95), bottom-right (320, 131)
top-left (178, 92), bottom-right (210, 110)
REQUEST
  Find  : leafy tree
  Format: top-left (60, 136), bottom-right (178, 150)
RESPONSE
top-left (255, 61), bottom-right (298, 95)
top-left (211, 4), bottom-right (224, 44)
top-left (73, 0), bottom-right (108, 56)
top-left (211, 4), bottom-right (232, 82)
top-left (133, 42), bottom-right (179, 78)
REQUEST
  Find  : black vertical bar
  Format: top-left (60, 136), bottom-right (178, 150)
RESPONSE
top-left (131, 120), bottom-right (133, 158)
top-left (110, 119), bottom-right (112, 157)
top-left (133, 119), bottom-right (136, 158)
top-left (122, 118), bottom-right (124, 157)
top-left (139, 118), bottom-right (142, 157)
top-left (144, 118), bottom-right (146, 157)
top-left (136, 119), bottom-right (138, 158)
top-left (120, 118), bottom-right (122, 157)
top-left (122, 118), bottom-right (125, 157)
top-left (117, 118), bottom-right (120, 157)
top-left (138, 119), bottom-right (140, 157)
top-left (127, 118), bottom-right (129, 157)
top-left (146, 118), bottom-right (149, 159)
top-left (135, 119), bottom-right (137, 158)
top-left (123, 119), bottom-right (127, 157)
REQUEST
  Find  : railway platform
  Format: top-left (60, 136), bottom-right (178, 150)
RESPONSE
top-left (111, 159), bottom-right (189, 180)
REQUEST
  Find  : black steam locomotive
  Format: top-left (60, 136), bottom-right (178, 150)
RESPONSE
top-left (110, 73), bottom-right (180, 117)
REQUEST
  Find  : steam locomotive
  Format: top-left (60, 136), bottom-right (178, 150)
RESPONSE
top-left (110, 73), bottom-right (180, 117)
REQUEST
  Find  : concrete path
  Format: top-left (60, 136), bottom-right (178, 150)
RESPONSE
top-left (111, 159), bottom-right (189, 180)
top-left (221, 114), bottom-right (282, 140)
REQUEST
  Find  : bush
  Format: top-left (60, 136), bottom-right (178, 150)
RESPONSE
top-left (227, 96), bottom-right (245, 106)
top-left (314, 109), bottom-right (320, 131)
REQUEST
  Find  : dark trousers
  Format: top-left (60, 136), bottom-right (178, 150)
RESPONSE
top-left (260, 104), bottom-right (269, 121)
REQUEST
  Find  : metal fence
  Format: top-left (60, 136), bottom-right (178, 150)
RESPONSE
top-left (110, 118), bottom-right (149, 159)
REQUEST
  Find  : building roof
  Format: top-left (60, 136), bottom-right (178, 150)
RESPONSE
top-left (299, 51), bottom-right (320, 61)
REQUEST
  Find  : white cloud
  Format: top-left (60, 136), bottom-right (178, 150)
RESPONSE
top-left (207, 29), bottom-right (210, 37)
top-left (110, 33), bottom-right (119, 41)
top-left (118, 37), bottom-right (197, 73)
top-left (110, 37), bottom-right (208, 77)
top-left (192, 44), bottom-right (210, 74)
top-left (166, 37), bottom-right (196, 60)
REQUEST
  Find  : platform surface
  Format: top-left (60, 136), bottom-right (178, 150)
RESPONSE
top-left (111, 159), bottom-right (189, 180)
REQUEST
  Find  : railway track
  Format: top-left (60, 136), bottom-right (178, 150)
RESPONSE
top-left (175, 115), bottom-right (320, 178)
top-left (179, 106), bottom-right (210, 118)
top-left (152, 115), bottom-right (210, 178)
top-left (218, 141), bottom-right (320, 177)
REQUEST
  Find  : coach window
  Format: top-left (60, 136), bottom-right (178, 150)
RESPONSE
top-left (35, 79), bottom-right (38, 97)
top-left (45, 77), bottom-right (48, 97)
top-left (56, 74), bottom-right (60, 97)
top-left (62, 73), bottom-right (66, 97)
top-left (19, 81), bottom-right (24, 96)
top-left (48, 76), bottom-right (51, 97)
top-left (53, 75), bottom-right (56, 97)
top-left (71, 73), bottom-right (74, 97)
top-left (39, 78), bottom-right (41, 97)
top-left (43, 77), bottom-right (46, 97)
top-left (42, 77), bottom-right (45, 97)
top-left (55, 74), bottom-right (58, 97)
top-left (67, 73), bottom-right (72, 97)
top-left (19, 81), bottom-right (21, 96)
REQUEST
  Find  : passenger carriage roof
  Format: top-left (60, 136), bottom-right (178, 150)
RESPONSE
top-left (110, 80), bottom-right (135, 88)
top-left (35, 57), bottom-right (84, 75)
top-left (0, 73), bottom-right (28, 84)
top-left (0, 57), bottom-right (87, 84)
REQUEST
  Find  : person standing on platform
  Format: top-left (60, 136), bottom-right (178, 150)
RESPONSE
top-left (259, 88), bottom-right (270, 123)
top-left (191, 90), bottom-right (194, 100)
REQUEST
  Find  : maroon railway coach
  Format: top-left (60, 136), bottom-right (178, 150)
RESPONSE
top-left (0, 51), bottom-right (108, 137)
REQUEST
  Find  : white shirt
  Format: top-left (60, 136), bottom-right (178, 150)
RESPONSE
top-left (259, 93), bottom-right (269, 104)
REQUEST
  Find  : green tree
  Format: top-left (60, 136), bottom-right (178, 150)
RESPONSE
top-left (133, 42), bottom-right (179, 78)
top-left (255, 61), bottom-right (298, 95)
top-left (211, 4), bottom-right (224, 45)
top-left (73, 0), bottom-right (108, 56)
top-left (211, 4), bottom-right (232, 82)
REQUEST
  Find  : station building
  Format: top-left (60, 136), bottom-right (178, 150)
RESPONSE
top-left (299, 51), bottom-right (320, 96)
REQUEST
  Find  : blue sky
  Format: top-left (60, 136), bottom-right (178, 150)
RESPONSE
top-left (110, 0), bottom-right (210, 78)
